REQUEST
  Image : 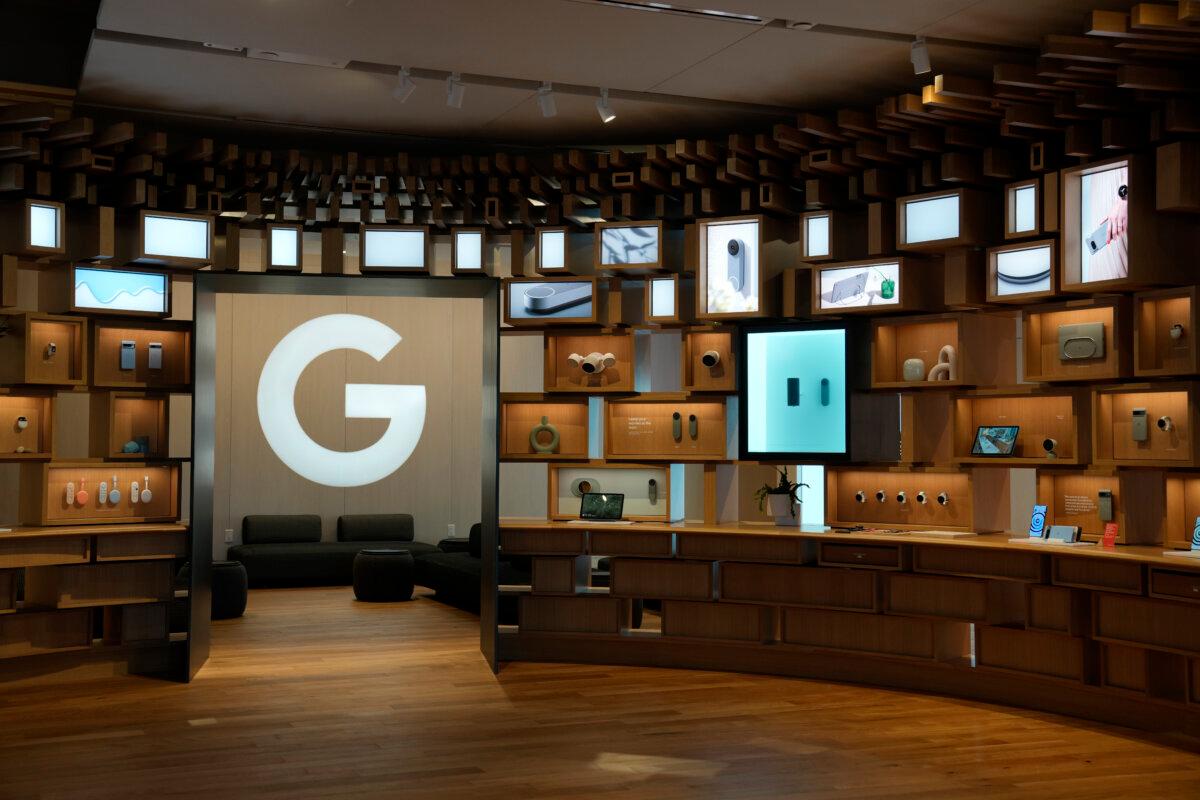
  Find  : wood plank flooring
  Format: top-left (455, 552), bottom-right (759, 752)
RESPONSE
top-left (1, 587), bottom-right (1200, 799)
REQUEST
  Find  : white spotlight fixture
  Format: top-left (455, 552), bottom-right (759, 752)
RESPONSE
top-left (392, 67), bottom-right (416, 102)
top-left (446, 72), bottom-right (465, 108)
top-left (595, 87), bottom-right (616, 124)
top-left (910, 36), bottom-right (931, 75)
top-left (537, 81), bottom-right (557, 118)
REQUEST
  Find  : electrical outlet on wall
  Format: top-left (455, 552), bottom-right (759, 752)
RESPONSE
top-left (447, 523), bottom-right (456, 537)
top-left (224, 528), bottom-right (234, 544)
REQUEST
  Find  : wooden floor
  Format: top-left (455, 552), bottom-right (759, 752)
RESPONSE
top-left (2, 589), bottom-right (1200, 799)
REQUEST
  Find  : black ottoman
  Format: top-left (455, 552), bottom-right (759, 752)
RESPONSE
top-left (212, 560), bottom-right (248, 619)
top-left (353, 549), bottom-right (414, 602)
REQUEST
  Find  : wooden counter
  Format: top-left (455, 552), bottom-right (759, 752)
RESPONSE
top-left (499, 519), bottom-right (1200, 735)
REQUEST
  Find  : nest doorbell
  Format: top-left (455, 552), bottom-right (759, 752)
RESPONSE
top-left (726, 238), bottom-right (749, 296)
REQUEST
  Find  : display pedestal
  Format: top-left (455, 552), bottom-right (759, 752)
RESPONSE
top-left (1007, 537), bottom-right (1097, 547)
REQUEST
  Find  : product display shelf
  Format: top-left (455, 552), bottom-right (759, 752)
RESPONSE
top-left (681, 327), bottom-right (736, 393)
top-left (500, 394), bottom-right (590, 462)
top-left (543, 329), bottom-right (635, 393)
top-left (951, 387), bottom-right (1091, 466)
top-left (89, 391), bottom-right (170, 460)
top-left (1022, 297), bottom-right (1131, 383)
top-left (1092, 382), bottom-right (1200, 468)
top-left (604, 395), bottom-right (728, 462)
top-left (1134, 286), bottom-right (1199, 377)
top-left (90, 319), bottom-right (192, 390)
top-left (870, 311), bottom-right (1017, 389)
top-left (1036, 468), bottom-right (1165, 545)
top-left (0, 389), bottom-right (54, 461)
top-left (0, 312), bottom-right (89, 387)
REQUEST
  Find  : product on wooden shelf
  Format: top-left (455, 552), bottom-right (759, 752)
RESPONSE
top-left (1158, 415), bottom-right (1174, 432)
top-left (648, 478), bottom-right (658, 504)
top-left (1029, 504), bottom-right (1047, 537)
top-left (875, 489), bottom-right (887, 502)
top-left (1048, 524), bottom-right (1082, 543)
top-left (65, 481), bottom-right (75, 506)
top-left (672, 411), bottom-right (682, 442)
top-left (98, 480), bottom-right (108, 505)
top-left (688, 413), bottom-right (698, 439)
top-left (896, 491), bottom-right (907, 504)
top-left (926, 345), bottom-right (957, 382)
top-left (528, 416), bottom-right (560, 455)
top-left (937, 491), bottom-right (950, 506)
top-left (569, 477), bottom-right (598, 497)
top-left (140, 475), bottom-right (152, 504)
top-left (1131, 408), bottom-right (1148, 442)
top-left (15, 415), bottom-right (28, 431)
top-left (108, 475), bottom-right (121, 505)
top-left (75, 479), bottom-right (89, 506)
top-left (44, 341), bottom-right (57, 359)
top-left (1098, 489), bottom-right (1114, 522)
top-left (120, 340), bottom-right (136, 370)
top-left (148, 342), bottom-right (163, 370)
top-left (701, 350), bottom-right (721, 368)
top-left (902, 358), bottom-right (926, 382)
top-left (1043, 437), bottom-right (1058, 458)
top-left (568, 352), bottom-right (616, 375)
top-left (855, 490), bottom-right (866, 503)
top-left (130, 479), bottom-right (139, 504)
top-left (1058, 322), bottom-right (1105, 360)
top-left (1171, 323), bottom-right (1185, 341)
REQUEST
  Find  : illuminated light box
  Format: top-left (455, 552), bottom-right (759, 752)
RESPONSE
top-left (896, 188), bottom-right (988, 251)
top-left (503, 277), bottom-right (599, 326)
top-left (649, 277), bottom-right (677, 320)
top-left (1005, 179), bottom-right (1039, 239)
top-left (803, 213), bottom-right (831, 259)
top-left (818, 262), bottom-right (899, 310)
top-left (452, 228), bottom-right (486, 273)
top-left (812, 258), bottom-right (939, 316)
top-left (359, 224), bottom-right (428, 272)
top-left (595, 220), bottom-right (663, 271)
top-left (1, 199), bottom-right (67, 258)
top-left (987, 240), bottom-right (1056, 303)
top-left (136, 211), bottom-right (213, 267)
top-left (72, 265), bottom-right (170, 317)
top-left (536, 227), bottom-right (568, 273)
top-left (740, 324), bottom-right (851, 459)
top-left (696, 214), bottom-right (795, 320)
top-left (264, 223), bottom-right (302, 271)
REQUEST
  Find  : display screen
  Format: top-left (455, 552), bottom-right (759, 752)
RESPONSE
top-left (73, 266), bottom-right (168, 315)
top-left (1012, 184), bottom-right (1036, 233)
top-left (600, 225), bottom-right (659, 266)
top-left (649, 278), bottom-right (675, 318)
top-left (1079, 164), bottom-right (1128, 283)
top-left (994, 244), bottom-right (1052, 296)
top-left (904, 194), bottom-right (959, 244)
top-left (29, 203), bottom-right (59, 249)
top-left (819, 263), bottom-right (900, 310)
top-left (704, 219), bottom-right (759, 314)
top-left (454, 230), bottom-right (484, 270)
top-left (538, 229), bottom-right (566, 270)
top-left (144, 214), bottom-right (210, 260)
top-left (805, 215), bottom-right (830, 258)
top-left (269, 227), bottom-right (300, 268)
top-left (507, 280), bottom-right (593, 321)
top-left (744, 326), bottom-right (848, 456)
top-left (363, 228), bottom-right (425, 269)
top-left (971, 425), bottom-right (1019, 456)
top-left (580, 492), bottom-right (624, 520)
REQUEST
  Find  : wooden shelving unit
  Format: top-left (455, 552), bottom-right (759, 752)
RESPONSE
top-left (1022, 297), bottom-right (1131, 383)
top-left (18, 461), bottom-right (182, 526)
top-left (543, 330), bottom-right (635, 393)
top-left (88, 392), bottom-right (170, 460)
top-left (90, 319), bottom-right (192, 389)
top-left (896, 188), bottom-right (993, 252)
top-left (547, 462), bottom-right (671, 521)
top-left (0, 389), bottom-right (53, 460)
top-left (1036, 468), bottom-right (1164, 545)
top-left (681, 327), bottom-right (736, 392)
top-left (824, 466), bottom-right (1006, 533)
top-left (1166, 473), bottom-right (1200, 550)
top-left (870, 311), bottom-right (1016, 389)
top-left (605, 396), bottom-right (727, 461)
top-left (1093, 382), bottom-right (1200, 468)
top-left (500, 394), bottom-right (589, 461)
top-left (1135, 286), bottom-right (1198, 377)
top-left (951, 388), bottom-right (1090, 465)
top-left (0, 313), bottom-right (88, 387)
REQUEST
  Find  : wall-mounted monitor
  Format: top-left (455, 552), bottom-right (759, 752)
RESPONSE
top-left (903, 193), bottom-right (959, 244)
top-left (595, 220), bottom-right (662, 271)
top-left (802, 212), bottom-right (831, 260)
top-left (1077, 163), bottom-right (1128, 284)
top-left (1, 199), bottom-right (67, 258)
top-left (71, 265), bottom-right (170, 317)
top-left (817, 262), bottom-right (900, 311)
top-left (504, 277), bottom-right (598, 326)
top-left (896, 188), bottom-right (987, 251)
top-left (452, 228), bottom-right (485, 273)
top-left (264, 223), bottom-right (302, 271)
top-left (648, 277), bottom-right (677, 320)
top-left (987, 240), bottom-right (1056, 303)
top-left (359, 224), bottom-right (428, 272)
top-left (698, 216), bottom-right (761, 317)
top-left (133, 210), bottom-right (213, 267)
top-left (1005, 179), bottom-right (1039, 239)
top-left (740, 324), bottom-right (852, 460)
top-left (29, 202), bottom-right (63, 251)
top-left (536, 227), bottom-right (568, 273)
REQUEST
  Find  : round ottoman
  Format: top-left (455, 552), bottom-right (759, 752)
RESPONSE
top-left (353, 549), bottom-right (414, 602)
top-left (211, 560), bottom-right (248, 619)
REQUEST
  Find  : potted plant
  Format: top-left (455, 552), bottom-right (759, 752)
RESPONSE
top-left (754, 467), bottom-right (809, 527)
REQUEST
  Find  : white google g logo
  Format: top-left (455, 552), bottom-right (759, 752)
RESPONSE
top-left (256, 314), bottom-right (426, 487)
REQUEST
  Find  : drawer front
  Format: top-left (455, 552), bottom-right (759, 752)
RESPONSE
top-left (531, 556), bottom-right (589, 595)
top-left (1102, 644), bottom-right (1147, 692)
top-left (1052, 556), bottom-right (1143, 594)
top-left (1150, 569), bottom-right (1200, 604)
top-left (589, 530), bottom-right (674, 557)
top-left (24, 560), bottom-right (173, 609)
top-left (679, 534), bottom-right (810, 563)
top-left (500, 529), bottom-right (586, 555)
top-left (610, 558), bottom-right (714, 601)
top-left (1094, 594), bottom-right (1200, 655)
top-left (781, 607), bottom-right (934, 659)
top-left (885, 573), bottom-right (987, 622)
top-left (976, 627), bottom-right (1085, 682)
top-left (661, 600), bottom-right (771, 642)
top-left (0, 610), bottom-right (92, 659)
top-left (819, 543), bottom-right (905, 570)
top-left (913, 545), bottom-right (1045, 581)
top-left (720, 563), bottom-right (879, 612)
top-left (94, 532), bottom-right (187, 562)
top-left (0, 536), bottom-right (90, 568)
top-left (1027, 585), bottom-right (1084, 635)
top-left (519, 595), bottom-right (628, 634)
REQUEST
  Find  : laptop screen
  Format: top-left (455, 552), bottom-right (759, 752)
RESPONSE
top-left (580, 492), bottom-right (624, 521)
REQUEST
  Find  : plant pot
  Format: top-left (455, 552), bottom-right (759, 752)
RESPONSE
top-left (767, 493), bottom-right (797, 526)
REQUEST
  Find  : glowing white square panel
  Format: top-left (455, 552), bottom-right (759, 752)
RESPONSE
top-left (144, 214), bottom-right (211, 260)
top-left (904, 194), bottom-right (960, 244)
top-left (28, 203), bottom-right (59, 249)
top-left (1013, 185), bottom-right (1036, 233)
top-left (539, 230), bottom-right (566, 270)
top-left (455, 231), bottom-right (484, 270)
top-left (805, 215), bottom-right (830, 258)
top-left (270, 227), bottom-right (300, 267)
top-left (650, 278), bottom-right (676, 318)
top-left (363, 229), bottom-right (425, 269)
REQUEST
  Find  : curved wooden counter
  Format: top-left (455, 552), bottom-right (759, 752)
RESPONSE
top-left (499, 520), bottom-right (1200, 735)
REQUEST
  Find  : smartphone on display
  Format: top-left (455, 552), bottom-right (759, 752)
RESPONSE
top-left (1085, 221), bottom-right (1110, 255)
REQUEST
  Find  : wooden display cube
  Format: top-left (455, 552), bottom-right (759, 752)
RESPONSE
top-left (90, 320), bottom-right (191, 389)
top-left (530, 556), bottom-right (590, 595)
top-left (0, 254), bottom-right (16, 310)
top-left (89, 392), bottom-right (170, 460)
top-left (605, 396), bottom-right (727, 461)
top-left (118, 209), bottom-right (214, 269)
top-left (0, 389), bottom-right (53, 460)
top-left (644, 274), bottom-right (693, 325)
top-left (263, 222), bottom-right (303, 272)
top-left (67, 206), bottom-right (115, 263)
top-left (1165, 473), bottom-right (1200, 550)
top-left (594, 219), bottom-right (677, 274)
top-left (780, 267), bottom-right (813, 318)
top-left (518, 595), bottom-right (630, 634)
top-left (1022, 297), bottom-right (1131, 382)
top-left (682, 327), bottom-right (735, 392)
top-left (799, 210), bottom-right (864, 263)
top-left (1026, 585), bottom-right (1088, 636)
top-left (548, 463), bottom-right (670, 521)
top-left (1004, 178), bottom-right (1041, 240)
top-left (896, 187), bottom-right (993, 251)
top-left (0, 199), bottom-right (66, 260)
top-left (103, 603), bottom-right (169, 645)
top-left (694, 214), bottom-right (794, 321)
top-left (0, 312), bottom-right (88, 386)
top-left (543, 330), bottom-right (634, 393)
top-left (951, 388), bottom-right (1090, 465)
top-left (1093, 382), bottom-right (1200, 467)
top-left (0, 610), bottom-right (91, 659)
top-left (1156, 141), bottom-right (1200, 214)
top-left (1061, 153), bottom-right (1199, 291)
top-left (504, 276), bottom-right (614, 327)
top-left (1037, 469), bottom-right (1164, 545)
top-left (811, 257), bottom-right (942, 316)
top-left (870, 311), bottom-right (1016, 389)
top-left (824, 466), bottom-right (1006, 533)
top-left (900, 392), bottom-right (953, 466)
top-left (358, 223), bottom-right (429, 273)
top-left (24, 561), bottom-right (173, 609)
top-left (1135, 286), bottom-right (1199, 377)
top-left (500, 394), bottom-right (589, 461)
top-left (450, 227), bottom-right (488, 275)
top-left (986, 239), bottom-right (1058, 304)
top-left (19, 461), bottom-right (181, 526)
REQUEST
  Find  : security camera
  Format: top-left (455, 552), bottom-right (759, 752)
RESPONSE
top-left (726, 238), bottom-right (749, 295)
top-left (701, 350), bottom-right (721, 368)
top-left (580, 352), bottom-right (616, 374)
top-left (855, 490), bottom-right (866, 503)
top-left (1158, 415), bottom-right (1174, 432)
top-left (567, 352), bottom-right (584, 369)
top-left (15, 416), bottom-right (28, 431)
top-left (875, 489), bottom-right (887, 503)
top-left (936, 492), bottom-right (950, 506)
top-left (915, 491), bottom-right (927, 504)
top-left (1170, 323), bottom-right (1185, 341)
top-left (44, 342), bottom-right (57, 358)
top-left (896, 491), bottom-right (907, 504)
top-left (1043, 437), bottom-right (1057, 458)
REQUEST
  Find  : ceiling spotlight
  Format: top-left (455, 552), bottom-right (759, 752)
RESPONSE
top-left (910, 36), bottom-right (931, 75)
top-left (446, 72), bottom-right (465, 108)
top-left (595, 87), bottom-right (616, 124)
top-left (537, 81), bottom-right (557, 118)
top-left (392, 67), bottom-right (416, 102)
